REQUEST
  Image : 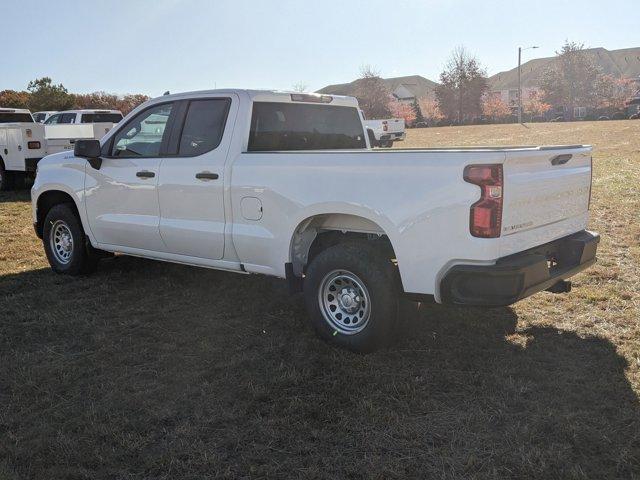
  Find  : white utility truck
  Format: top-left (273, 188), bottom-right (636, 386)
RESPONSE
top-left (44, 109), bottom-right (123, 155)
top-left (0, 108), bottom-right (123, 189)
top-left (31, 90), bottom-right (599, 352)
top-left (0, 108), bottom-right (47, 190)
top-left (361, 111), bottom-right (405, 147)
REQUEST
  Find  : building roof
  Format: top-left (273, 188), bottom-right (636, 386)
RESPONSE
top-left (317, 75), bottom-right (438, 99)
top-left (489, 47), bottom-right (640, 91)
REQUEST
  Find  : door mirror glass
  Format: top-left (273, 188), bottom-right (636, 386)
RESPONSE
top-left (74, 139), bottom-right (101, 158)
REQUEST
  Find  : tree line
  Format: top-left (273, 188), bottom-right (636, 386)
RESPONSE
top-left (0, 77), bottom-right (149, 115)
top-left (355, 41), bottom-right (638, 125)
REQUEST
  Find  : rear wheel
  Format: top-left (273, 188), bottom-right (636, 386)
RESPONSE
top-left (43, 204), bottom-right (99, 275)
top-left (0, 162), bottom-right (15, 191)
top-left (304, 242), bottom-right (399, 353)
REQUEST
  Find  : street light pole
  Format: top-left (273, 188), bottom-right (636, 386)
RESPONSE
top-left (518, 45), bottom-right (539, 124)
top-left (518, 47), bottom-right (522, 124)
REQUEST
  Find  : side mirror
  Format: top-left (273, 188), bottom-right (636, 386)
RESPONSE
top-left (74, 139), bottom-right (102, 169)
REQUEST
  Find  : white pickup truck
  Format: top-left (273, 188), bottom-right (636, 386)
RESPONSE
top-left (31, 90), bottom-right (599, 352)
top-left (43, 109), bottom-right (123, 155)
top-left (0, 108), bottom-right (47, 190)
top-left (361, 111), bottom-right (405, 148)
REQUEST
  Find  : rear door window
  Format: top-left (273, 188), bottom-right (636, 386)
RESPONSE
top-left (50, 113), bottom-right (76, 124)
top-left (177, 99), bottom-right (230, 156)
top-left (248, 102), bottom-right (366, 151)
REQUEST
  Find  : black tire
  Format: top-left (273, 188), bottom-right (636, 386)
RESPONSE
top-left (304, 242), bottom-right (399, 353)
top-left (42, 203), bottom-right (99, 275)
top-left (0, 161), bottom-right (15, 191)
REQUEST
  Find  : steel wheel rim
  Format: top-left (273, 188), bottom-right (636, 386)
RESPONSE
top-left (49, 220), bottom-right (74, 265)
top-left (318, 269), bottom-right (371, 335)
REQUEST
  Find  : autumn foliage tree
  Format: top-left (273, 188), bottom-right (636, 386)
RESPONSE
top-left (523, 90), bottom-right (552, 118)
top-left (1, 78), bottom-right (149, 115)
top-left (355, 65), bottom-right (391, 119)
top-left (388, 98), bottom-right (416, 125)
top-left (0, 90), bottom-right (30, 109)
top-left (418, 97), bottom-right (444, 124)
top-left (482, 94), bottom-right (511, 122)
top-left (594, 75), bottom-right (636, 115)
top-left (72, 92), bottom-right (150, 115)
top-left (435, 46), bottom-right (488, 123)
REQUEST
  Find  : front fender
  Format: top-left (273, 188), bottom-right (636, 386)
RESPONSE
top-left (31, 154), bottom-right (94, 245)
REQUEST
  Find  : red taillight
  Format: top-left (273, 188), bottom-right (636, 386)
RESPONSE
top-left (464, 164), bottom-right (503, 238)
top-left (28, 141), bottom-right (41, 149)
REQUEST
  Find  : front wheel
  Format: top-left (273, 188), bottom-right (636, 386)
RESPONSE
top-left (304, 242), bottom-right (399, 353)
top-left (42, 204), bottom-right (99, 275)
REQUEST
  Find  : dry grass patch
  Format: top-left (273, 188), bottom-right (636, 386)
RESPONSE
top-left (0, 120), bottom-right (639, 479)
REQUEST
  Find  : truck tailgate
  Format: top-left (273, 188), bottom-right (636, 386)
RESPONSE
top-left (500, 146), bottom-right (592, 252)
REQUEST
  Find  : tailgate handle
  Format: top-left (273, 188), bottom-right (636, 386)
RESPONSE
top-left (550, 154), bottom-right (572, 165)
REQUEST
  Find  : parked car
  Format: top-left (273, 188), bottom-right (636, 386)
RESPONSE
top-left (31, 90), bottom-right (599, 352)
top-left (43, 109), bottom-right (124, 155)
top-left (598, 115), bottom-right (610, 121)
top-left (0, 108), bottom-right (47, 190)
top-left (360, 111), bottom-right (405, 147)
top-left (630, 113), bottom-right (640, 120)
top-left (33, 111), bottom-right (58, 123)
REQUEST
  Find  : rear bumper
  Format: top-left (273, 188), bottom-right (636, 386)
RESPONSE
top-left (440, 230), bottom-right (599, 306)
top-left (379, 132), bottom-right (405, 142)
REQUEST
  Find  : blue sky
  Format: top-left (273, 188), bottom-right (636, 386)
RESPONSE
top-left (4, 0), bottom-right (638, 97)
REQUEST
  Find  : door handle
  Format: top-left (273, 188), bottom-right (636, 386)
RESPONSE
top-left (550, 154), bottom-right (572, 166)
top-left (195, 172), bottom-right (219, 180)
top-left (136, 171), bottom-right (155, 178)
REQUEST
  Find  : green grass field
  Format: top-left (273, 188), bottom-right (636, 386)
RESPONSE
top-left (1, 120), bottom-right (639, 479)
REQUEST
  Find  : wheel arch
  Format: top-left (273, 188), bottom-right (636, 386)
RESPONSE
top-left (288, 211), bottom-right (400, 280)
top-left (34, 189), bottom-right (82, 239)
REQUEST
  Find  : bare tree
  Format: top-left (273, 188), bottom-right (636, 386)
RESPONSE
top-left (355, 65), bottom-right (391, 119)
top-left (540, 41), bottom-right (601, 120)
top-left (292, 82), bottom-right (309, 93)
top-left (435, 46), bottom-right (488, 123)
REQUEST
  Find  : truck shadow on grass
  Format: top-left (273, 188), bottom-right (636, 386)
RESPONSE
top-left (1, 255), bottom-right (639, 479)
